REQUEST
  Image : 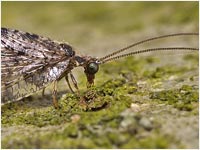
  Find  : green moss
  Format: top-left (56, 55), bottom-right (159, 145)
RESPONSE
top-left (122, 135), bottom-right (167, 148)
top-left (184, 54), bottom-right (199, 63)
top-left (150, 85), bottom-right (198, 111)
top-left (144, 65), bottom-right (193, 79)
top-left (2, 52), bottom-right (198, 148)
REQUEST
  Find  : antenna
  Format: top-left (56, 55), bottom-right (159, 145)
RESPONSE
top-left (98, 32), bottom-right (198, 63)
top-left (100, 47), bottom-right (198, 64)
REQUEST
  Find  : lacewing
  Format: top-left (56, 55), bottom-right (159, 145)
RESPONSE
top-left (1, 27), bottom-right (198, 108)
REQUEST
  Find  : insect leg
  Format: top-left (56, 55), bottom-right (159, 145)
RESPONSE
top-left (69, 72), bottom-right (79, 92)
top-left (69, 72), bottom-right (86, 105)
top-left (65, 75), bottom-right (75, 93)
top-left (52, 80), bottom-right (59, 108)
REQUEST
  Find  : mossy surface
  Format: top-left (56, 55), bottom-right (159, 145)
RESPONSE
top-left (150, 85), bottom-right (198, 111)
top-left (2, 53), bottom-right (198, 148)
top-left (1, 1), bottom-right (199, 149)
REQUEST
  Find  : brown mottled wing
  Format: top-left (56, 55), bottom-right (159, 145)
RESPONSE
top-left (1, 28), bottom-right (75, 104)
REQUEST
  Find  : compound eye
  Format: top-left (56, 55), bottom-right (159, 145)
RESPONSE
top-left (87, 62), bottom-right (99, 74)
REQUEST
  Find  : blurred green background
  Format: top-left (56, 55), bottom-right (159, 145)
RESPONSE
top-left (2, 1), bottom-right (198, 56)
